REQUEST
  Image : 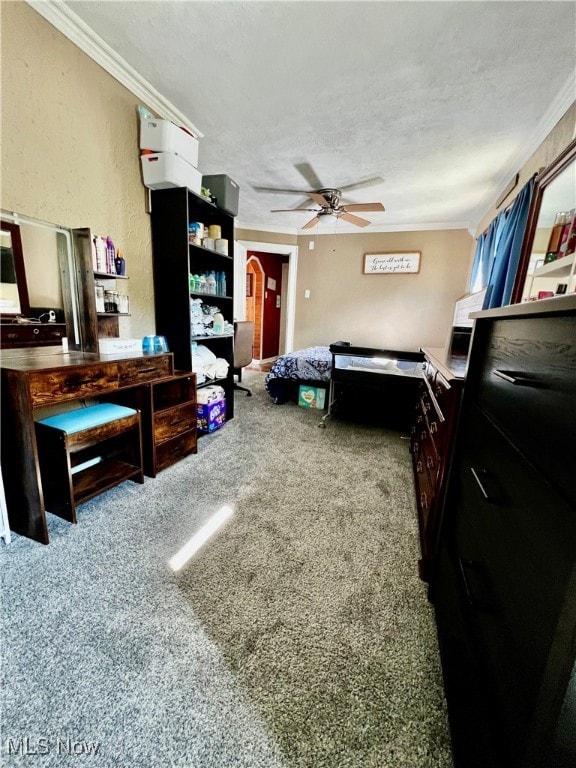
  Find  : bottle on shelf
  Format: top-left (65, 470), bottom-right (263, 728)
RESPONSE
top-left (206, 271), bottom-right (217, 295)
top-left (115, 249), bottom-right (126, 276)
top-left (106, 236), bottom-right (117, 274)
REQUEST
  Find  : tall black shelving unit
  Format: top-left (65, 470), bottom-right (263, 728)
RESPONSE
top-left (150, 187), bottom-right (235, 421)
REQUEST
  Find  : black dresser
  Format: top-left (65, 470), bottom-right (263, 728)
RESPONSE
top-left (432, 294), bottom-right (576, 768)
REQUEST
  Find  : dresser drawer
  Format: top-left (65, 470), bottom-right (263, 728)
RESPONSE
top-left (28, 364), bottom-right (118, 406)
top-left (474, 315), bottom-right (576, 504)
top-left (155, 430), bottom-right (197, 473)
top-left (1, 323), bottom-right (66, 348)
top-left (154, 402), bottom-right (196, 443)
top-left (117, 355), bottom-right (172, 386)
top-left (451, 405), bottom-right (576, 751)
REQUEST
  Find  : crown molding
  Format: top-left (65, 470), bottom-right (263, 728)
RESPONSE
top-left (236, 219), bottom-right (470, 236)
top-left (26, 0), bottom-right (203, 137)
top-left (470, 72), bottom-right (576, 232)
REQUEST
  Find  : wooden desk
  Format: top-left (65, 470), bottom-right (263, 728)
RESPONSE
top-left (0, 347), bottom-right (174, 543)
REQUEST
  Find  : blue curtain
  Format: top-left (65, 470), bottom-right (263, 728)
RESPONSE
top-left (480, 177), bottom-right (535, 309)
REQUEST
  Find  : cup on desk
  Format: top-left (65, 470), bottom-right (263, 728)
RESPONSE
top-left (142, 335), bottom-right (155, 354)
top-left (154, 335), bottom-right (169, 353)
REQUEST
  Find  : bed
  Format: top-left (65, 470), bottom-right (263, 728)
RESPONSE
top-left (264, 346), bottom-right (332, 404)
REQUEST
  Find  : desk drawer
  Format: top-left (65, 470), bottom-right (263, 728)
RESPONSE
top-left (117, 355), bottom-right (172, 386)
top-left (29, 364), bottom-right (118, 406)
top-left (474, 315), bottom-right (576, 503)
top-left (155, 429), bottom-right (197, 473)
top-left (1, 323), bottom-right (66, 348)
top-left (154, 402), bottom-right (196, 443)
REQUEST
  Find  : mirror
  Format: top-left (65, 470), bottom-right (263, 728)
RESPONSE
top-left (513, 139), bottom-right (576, 303)
top-left (0, 221), bottom-right (30, 317)
top-left (0, 211), bottom-right (81, 347)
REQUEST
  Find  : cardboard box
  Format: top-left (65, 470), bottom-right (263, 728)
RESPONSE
top-left (140, 119), bottom-right (199, 167)
top-left (202, 174), bottom-right (239, 216)
top-left (141, 152), bottom-right (202, 194)
top-left (197, 398), bottom-right (226, 433)
top-left (298, 385), bottom-right (327, 409)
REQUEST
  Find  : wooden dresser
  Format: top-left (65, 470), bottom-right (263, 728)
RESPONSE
top-left (410, 347), bottom-right (465, 581)
top-left (0, 348), bottom-right (175, 543)
top-left (431, 295), bottom-right (576, 768)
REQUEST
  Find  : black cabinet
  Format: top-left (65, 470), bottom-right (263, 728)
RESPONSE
top-left (432, 295), bottom-right (576, 768)
top-left (150, 187), bottom-right (235, 421)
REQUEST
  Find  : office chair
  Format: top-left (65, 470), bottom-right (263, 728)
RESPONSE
top-left (233, 320), bottom-right (255, 396)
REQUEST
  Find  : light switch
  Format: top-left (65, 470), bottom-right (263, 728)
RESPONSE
top-left (304, 289), bottom-right (311, 299)
top-left (309, 241), bottom-right (315, 250)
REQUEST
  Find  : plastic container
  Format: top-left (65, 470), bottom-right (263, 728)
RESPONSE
top-left (141, 152), bottom-right (202, 194)
top-left (140, 119), bottom-right (199, 167)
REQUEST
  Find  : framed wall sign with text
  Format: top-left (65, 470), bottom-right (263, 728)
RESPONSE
top-left (363, 251), bottom-right (421, 275)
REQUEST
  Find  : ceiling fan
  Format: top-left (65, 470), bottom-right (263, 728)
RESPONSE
top-left (254, 164), bottom-right (385, 229)
top-left (271, 187), bottom-right (385, 229)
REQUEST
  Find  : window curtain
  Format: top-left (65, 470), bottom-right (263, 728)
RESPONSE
top-left (469, 176), bottom-right (535, 308)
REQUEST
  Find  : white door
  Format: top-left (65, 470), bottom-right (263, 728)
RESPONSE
top-left (233, 241), bottom-right (247, 320)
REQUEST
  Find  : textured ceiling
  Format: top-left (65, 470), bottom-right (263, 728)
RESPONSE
top-left (64, 1), bottom-right (576, 234)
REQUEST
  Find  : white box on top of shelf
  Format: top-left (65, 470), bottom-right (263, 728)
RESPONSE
top-left (141, 152), bottom-right (202, 195)
top-left (98, 338), bottom-right (142, 355)
top-left (140, 119), bottom-right (199, 167)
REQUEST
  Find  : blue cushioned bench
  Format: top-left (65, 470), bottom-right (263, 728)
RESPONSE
top-left (35, 403), bottom-right (144, 524)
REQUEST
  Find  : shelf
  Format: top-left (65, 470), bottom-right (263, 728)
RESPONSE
top-left (190, 292), bottom-right (233, 301)
top-left (533, 253), bottom-right (576, 278)
top-left (94, 272), bottom-right (129, 280)
top-left (191, 334), bottom-right (233, 341)
top-left (72, 458), bottom-right (141, 504)
top-left (189, 243), bottom-right (233, 260)
top-left (198, 376), bottom-right (229, 388)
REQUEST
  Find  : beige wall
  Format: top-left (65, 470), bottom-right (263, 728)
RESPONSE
top-left (0, 2), bottom-right (155, 338)
top-left (293, 230), bottom-right (472, 351)
top-left (237, 227), bottom-right (473, 351)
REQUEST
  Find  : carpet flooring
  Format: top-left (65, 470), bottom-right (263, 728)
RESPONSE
top-left (1, 371), bottom-right (453, 768)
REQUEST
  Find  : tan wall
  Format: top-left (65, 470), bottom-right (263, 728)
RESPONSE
top-left (293, 229), bottom-right (472, 351)
top-left (237, 226), bottom-right (473, 351)
top-left (0, 2), bottom-right (155, 338)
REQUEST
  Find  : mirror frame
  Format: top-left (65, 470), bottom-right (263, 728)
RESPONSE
top-left (511, 137), bottom-right (576, 304)
top-left (0, 220), bottom-right (31, 318)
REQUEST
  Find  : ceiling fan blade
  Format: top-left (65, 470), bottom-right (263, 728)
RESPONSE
top-left (252, 185), bottom-right (311, 195)
top-left (302, 216), bottom-right (320, 229)
top-left (343, 202), bottom-right (385, 213)
top-left (294, 162), bottom-right (324, 190)
top-left (339, 176), bottom-right (384, 193)
top-left (339, 212), bottom-right (371, 228)
top-left (307, 192), bottom-right (331, 206)
top-left (271, 208), bottom-right (318, 213)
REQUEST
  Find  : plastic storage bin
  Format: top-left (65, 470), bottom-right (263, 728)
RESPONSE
top-left (140, 119), bottom-right (199, 167)
top-left (202, 174), bottom-right (239, 216)
top-left (141, 153), bottom-right (202, 194)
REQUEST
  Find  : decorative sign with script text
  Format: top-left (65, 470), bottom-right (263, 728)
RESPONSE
top-left (363, 252), bottom-right (421, 275)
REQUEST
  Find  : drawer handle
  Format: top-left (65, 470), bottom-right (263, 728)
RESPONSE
top-left (170, 418), bottom-right (186, 427)
top-left (76, 377), bottom-right (98, 386)
top-left (137, 367), bottom-right (159, 374)
top-left (494, 369), bottom-right (543, 387)
top-left (470, 467), bottom-right (497, 503)
top-left (33, 328), bottom-right (40, 335)
top-left (458, 558), bottom-right (493, 612)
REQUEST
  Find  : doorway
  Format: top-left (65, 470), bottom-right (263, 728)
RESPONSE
top-left (238, 239), bottom-right (298, 359)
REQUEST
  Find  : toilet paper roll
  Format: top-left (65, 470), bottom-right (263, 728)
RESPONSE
top-left (208, 225), bottom-right (221, 240)
top-left (215, 238), bottom-right (228, 255)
